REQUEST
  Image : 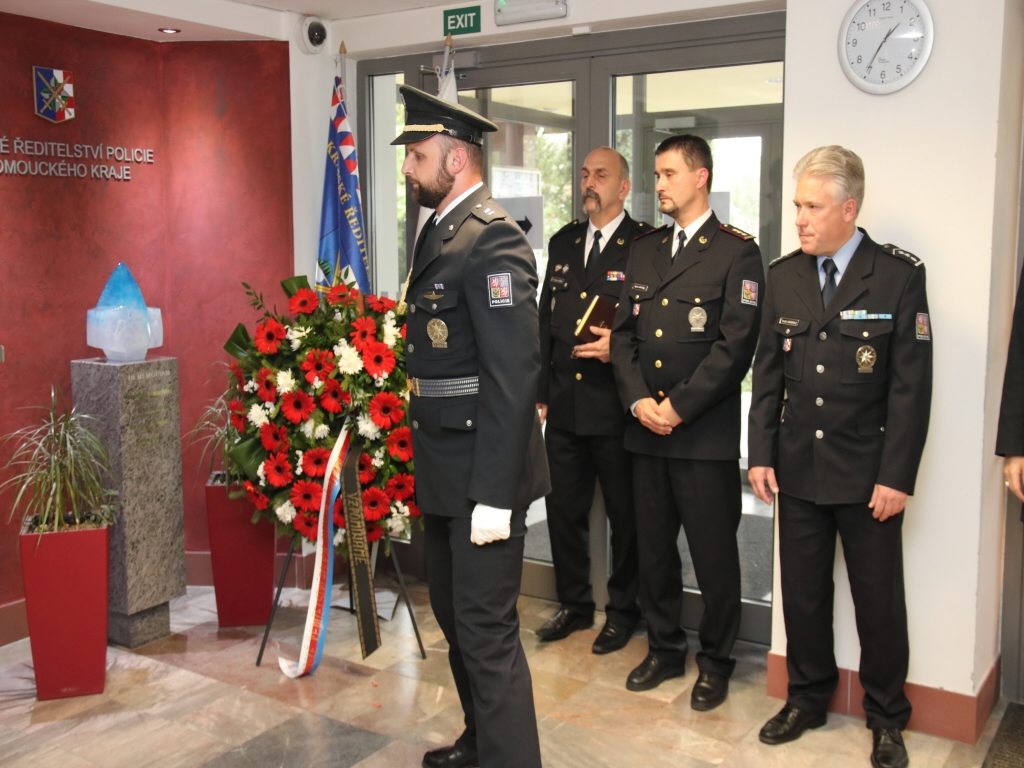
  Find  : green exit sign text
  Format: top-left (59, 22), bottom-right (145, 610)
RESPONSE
top-left (444, 6), bottom-right (481, 35)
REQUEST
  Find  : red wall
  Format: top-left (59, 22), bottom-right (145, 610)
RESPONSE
top-left (0, 14), bottom-right (294, 612)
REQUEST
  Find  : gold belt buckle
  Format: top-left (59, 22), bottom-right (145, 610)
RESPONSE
top-left (408, 377), bottom-right (421, 397)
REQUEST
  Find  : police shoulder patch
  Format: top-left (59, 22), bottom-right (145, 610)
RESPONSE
top-left (881, 243), bottom-right (924, 267)
top-left (769, 247), bottom-right (802, 268)
top-left (719, 222), bottom-right (755, 240)
top-left (634, 224), bottom-right (668, 241)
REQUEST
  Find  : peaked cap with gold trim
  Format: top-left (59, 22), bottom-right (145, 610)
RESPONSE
top-left (391, 85), bottom-right (498, 147)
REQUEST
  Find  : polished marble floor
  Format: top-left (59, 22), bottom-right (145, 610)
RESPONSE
top-left (0, 580), bottom-right (1006, 767)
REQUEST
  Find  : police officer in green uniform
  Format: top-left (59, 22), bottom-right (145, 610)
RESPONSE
top-left (748, 146), bottom-right (932, 768)
top-left (393, 85), bottom-right (549, 768)
top-left (534, 147), bottom-right (646, 653)
top-left (610, 134), bottom-right (764, 709)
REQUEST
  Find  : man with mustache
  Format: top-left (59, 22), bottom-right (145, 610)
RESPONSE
top-left (610, 134), bottom-right (763, 709)
top-left (534, 147), bottom-right (647, 653)
top-left (393, 85), bottom-right (550, 768)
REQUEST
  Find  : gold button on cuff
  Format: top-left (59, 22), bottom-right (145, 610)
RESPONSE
top-left (815, 430), bottom-right (824, 439)
top-left (575, 373), bottom-right (582, 381)
top-left (655, 360), bottom-right (663, 368)
top-left (580, 291), bottom-right (587, 299)
top-left (655, 329), bottom-right (663, 338)
top-left (819, 331), bottom-right (827, 340)
top-left (661, 298), bottom-right (669, 306)
top-left (816, 364), bottom-right (825, 373)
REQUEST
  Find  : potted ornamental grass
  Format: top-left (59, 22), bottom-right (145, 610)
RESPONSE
top-left (1, 388), bottom-right (118, 700)
top-left (187, 378), bottom-right (275, 627)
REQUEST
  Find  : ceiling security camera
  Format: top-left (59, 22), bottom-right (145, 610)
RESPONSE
top-left (298, 16), bottom-right (327, 54)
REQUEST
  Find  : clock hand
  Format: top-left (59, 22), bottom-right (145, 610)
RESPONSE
top-left (865, 22), bottom-right (900, 73)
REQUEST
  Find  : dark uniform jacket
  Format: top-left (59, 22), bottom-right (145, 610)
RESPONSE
top-left (538, 214), bottom-right (648, 436)
top-left (997, 263), bottom-right (1024, 457)
top-left (610, 212), bottom-right (764, 460)
top-left (406, 185), bottom-right (551, 517)
top-left (747, 229), bottom-right (933, 504)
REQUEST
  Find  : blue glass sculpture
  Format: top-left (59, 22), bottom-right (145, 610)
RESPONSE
top-left (86, 263), bottom-right (163, 362)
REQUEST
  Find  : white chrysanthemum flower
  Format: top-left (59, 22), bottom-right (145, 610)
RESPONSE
top-left (301, 420), bottom-right (316, 440)
top-left (388, 515), bottom-right (408, 537)
top-left (263, 401), bottom-right (274, 412)
top-left (373, 374), bottom-right (388, 388)
top-left (375, 448), bottom-right (385, 460)
top-left (247, 403), bottom-right (269, 428)
top-left (392, 501), bottom-right (409, 518)
top-left (243, 380), bottom-right (259, 393)
top-left (275, 500), bottom-right (297, 524)
top-left (357, 413), bottom-right (381, 440)
top-left (371, 454), bottom-right (384, 468)
top-left (311, 377), bottom-right (323, 390)
top-left (334, 528), bottom-right (346, 546)
top-left (337, 344), bottom-right (363, 375)
top-left (382, 317), bottom-right (400, 349)
top-left (276, 370), bottom-right (297, 394)
top-left (334, 311), bottom-right (343, 322)
top-left (257, 461), bottom-right (266, 486)
top-left (314, 424), bottom-right (330, 440)
top-left (287, 326), bottom-right (311, 351)
top-left (294, 450), bottom-right (304, 476)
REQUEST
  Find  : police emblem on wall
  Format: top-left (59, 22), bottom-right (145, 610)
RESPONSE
top-left (33, 67), bottom-right (75, 123)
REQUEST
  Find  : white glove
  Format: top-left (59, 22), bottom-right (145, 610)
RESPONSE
top-left (470, 504), bottom-right (512, 546)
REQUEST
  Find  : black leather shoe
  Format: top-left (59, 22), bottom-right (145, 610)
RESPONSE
top-left (626, 653), bottom-right (686, 691)
top-left (422, 741), bottom-right (479, 768)
top-left (690, 671), bottom-right (729, 711)
top-left (592, 620), bottom-right (636, 655)
top-left (758, 704), bottom-right (827, 745)
top-left (871, 728), bottom-right (909, 768)
top-left (536, 608), bottom-right (593, 642)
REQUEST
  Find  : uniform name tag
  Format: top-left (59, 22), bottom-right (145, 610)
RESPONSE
top-left (778, 317), bottom-right (801, 327)
top-left (840, 310), bottom-right (893, 320)
top-left (487, 272), bottom-right (513, 308)
top-left (631, 283), bottom-right (649, 292)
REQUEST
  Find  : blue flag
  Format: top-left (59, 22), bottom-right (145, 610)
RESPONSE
top-left (316, 76), bottom-right (370, 293)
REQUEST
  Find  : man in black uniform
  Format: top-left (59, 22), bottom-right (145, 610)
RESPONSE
top-left (997, 265), bottom-right (1024, 509)
top-left (748, 146), bottom-right (932, 768)
top-left (393, 85), bottom-right (550, 768)
top-left (535, 146), bottom-right (646, 653)
top-left (610, 135), bottom-right (763, 710)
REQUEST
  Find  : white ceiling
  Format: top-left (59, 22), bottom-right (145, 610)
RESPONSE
top-left (234, 0), bottom-right (455, 19)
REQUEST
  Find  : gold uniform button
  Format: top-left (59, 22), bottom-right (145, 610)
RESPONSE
top-left (412, 420), bottom-right (420, 429)
top-left (816, 364), bottom-right (825, 373)
top-left (655, 360), bottom-right (663, 368)
top-left (661, 298), bottom-right (669, 306)
top-left (575, 373), bottom-right (582, 381)
top-left (658, 390), bottom-right (665, 397)
top-left (819, 331), bottom-right (827, 340)
top-left (815, 430), bottom-right (824, 439)
top-left (815, 397), bottom-right (823, 406)
top-left (466, 420), bottom-right (473, 427)
top-left (695, 298), bottom-right (701, 304)
top-left (432, 303), bottom-right (438, 310)
top-left (863, 331), bottom-right (869, 338)
top-left (655, 329), bottom-right (663, 338)
top-left (580, 291), bottom-right (587, 299)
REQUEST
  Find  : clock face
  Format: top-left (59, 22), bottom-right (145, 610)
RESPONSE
top-left (839, 0), bottom-right (934, 94)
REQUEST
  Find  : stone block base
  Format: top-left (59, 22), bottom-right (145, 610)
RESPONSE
top-left (109, 603), bottom-right (169, 648)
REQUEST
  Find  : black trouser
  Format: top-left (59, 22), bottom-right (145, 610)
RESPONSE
top-left (544, 426), bottom-right (640, 626)
top-left (633, 455), bottom-right (741, 677)
top-left (778, 493), bottom-right (912, 730)
top-left (424, 513), bottom-right (541, 768)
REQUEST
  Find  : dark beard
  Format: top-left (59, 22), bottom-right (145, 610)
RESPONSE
top-left (413, 158), bottom-right (456, 209)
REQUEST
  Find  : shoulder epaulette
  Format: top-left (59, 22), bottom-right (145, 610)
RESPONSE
top-left (719, 222), bottom-right (755, 241)
top-left (551, 219), bottom-right (581, 239)
top-left (881, 243), bottom-right (924, 267)
top-left (769, 247), bottom-right (803, 267)
top-left (634, 223), bottom-right (668, 241)
top-left (470, 201), bottom-right (508, 224)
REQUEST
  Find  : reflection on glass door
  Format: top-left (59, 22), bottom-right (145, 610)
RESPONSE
top-left (614, 63), bottom-right (783, 611)
top-left (460, 81), bottom-right (576, 569)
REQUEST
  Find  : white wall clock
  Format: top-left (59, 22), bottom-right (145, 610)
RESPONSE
top-left (839, 0), bottom-right (934, 94)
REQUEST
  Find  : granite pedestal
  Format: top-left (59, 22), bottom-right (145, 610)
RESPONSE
top-left (71, 357), bottom-right (186, 648)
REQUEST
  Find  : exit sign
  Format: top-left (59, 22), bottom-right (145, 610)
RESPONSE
top-left (444, 6), bottom-right (481, 35)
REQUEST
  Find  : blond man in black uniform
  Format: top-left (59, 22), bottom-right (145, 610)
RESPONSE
top-left (748, 146), bottom-right (932, 768)
top-left (535, 147), bottom-right (646, 653)
top-left (393, 85), bottom-right (549, 768)
top-left (610, 134), bottom-right (763, 709)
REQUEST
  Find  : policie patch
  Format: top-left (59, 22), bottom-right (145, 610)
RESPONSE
top-left (916, 313), bottom-right (931, 341)
top-left (487, 272), bottom-right (513, 308)
top-left (742, 280), bottom-right (758, 306)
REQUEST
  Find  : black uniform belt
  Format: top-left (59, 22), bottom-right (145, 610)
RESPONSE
top-left (407, 375), bottom-right (479, 397)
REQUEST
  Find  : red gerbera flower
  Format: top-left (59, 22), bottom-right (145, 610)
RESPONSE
top-left (368, 294), bottom-right (397, 313)
top-left (300, 349), bottom-right (335, 385)
top-left (254, 317), bottom-right (287, 354)
top-left (319, 378), bottom-right (350, 414)
top-left (229, 361), bottom-right (245, 387)
top-left (406, 500), bottom-right (421, 518)
top-left (255, 368), bottom-right (277, 403)
top-left (289, 287), bottom-right (319, 315)
top-left (368, 391), bottom-right (405, 430)
top-left (228, 398), bottom-right (247, 431)
top-left (326, 284), bottom-right (352, 306)
top-left (400, 324), bottom-right (407, 340)
top-left (333, 506), bottom-right (346, 529)
top-left (260, 422), bottom-right (289, 452)
top-left (290, 479), bottom-right (324, 513)
top-left (349, 316), bottom-right (378, 351)
top-left (366, 523), bottom-right (384, 543)
top-left (281, 390), bottom-right (316, 423)
top-left (386, 426), bottom-right (413, 462)
top-left (362, 341), bottom-right (396, 379)
top-left (294, 511), bottom-right (318, 541)
top-left (362, 487), bottom-right (391, 521)
top-left (243, 480), bottom-right (269, 511)
top-left (386, 473), bottom-right (415, 502)
top-left (302, 447), bottom-right (331, 478)
top-left (358, 453), bottom-right (376, 485)
top-left (264, 451), bottom-right (294, 488)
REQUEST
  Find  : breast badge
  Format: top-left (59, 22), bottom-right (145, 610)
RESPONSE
top-left (782, 338), bottom-right (792, 352)
top-left (856, 345), bottom-right (876, 373)
top-left (427, 318), bottom-right (449, 348)
top-left (688, 306), bottom-right (707, 333)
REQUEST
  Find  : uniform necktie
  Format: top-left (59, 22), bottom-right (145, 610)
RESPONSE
top-left (673, 229), bottom-right (687, 260)
top-left (821, 257), bottom-right (839, 308)
top-left (586, 230), bottom-right (602, 281)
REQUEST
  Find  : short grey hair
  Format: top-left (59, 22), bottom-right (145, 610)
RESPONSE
top-left (793, 145), bottom-right (865, 211)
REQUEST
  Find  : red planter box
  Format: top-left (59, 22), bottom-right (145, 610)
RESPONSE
top-left (19, 525), bottom-right (109, 701)
top-left (205, 480), bottom-right (275, 626)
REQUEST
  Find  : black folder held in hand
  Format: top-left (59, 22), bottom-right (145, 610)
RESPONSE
top-left (574, 295), bottom-right (617, 344)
